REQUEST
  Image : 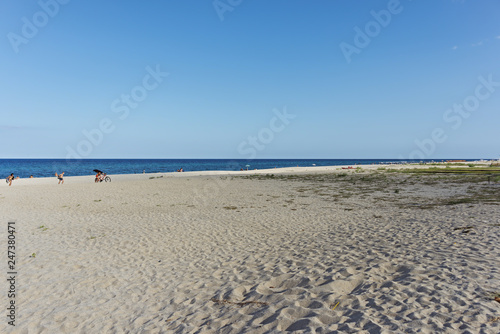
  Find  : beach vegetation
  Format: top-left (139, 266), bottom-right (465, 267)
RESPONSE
top-left (446, 198), bottom-right (475, 205)
top-left (399, 167), bottom-right (500, 176)
top-left (237, 169), bottom-right (499, 210)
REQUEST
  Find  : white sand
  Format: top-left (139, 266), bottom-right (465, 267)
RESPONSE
top-left (1, 164), bottom-right (499, 333)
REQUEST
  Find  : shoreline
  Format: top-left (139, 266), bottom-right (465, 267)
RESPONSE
top-left (4, 160), bottom-right (498, 186)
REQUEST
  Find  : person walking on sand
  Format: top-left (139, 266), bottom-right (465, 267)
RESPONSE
top-left (56, 172), bottom-right (64, 184)
top-left (6, 173), bottom-right (14, 186)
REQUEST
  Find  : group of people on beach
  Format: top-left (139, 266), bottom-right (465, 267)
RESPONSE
top-left (5, 173), bottom-right (63, 185)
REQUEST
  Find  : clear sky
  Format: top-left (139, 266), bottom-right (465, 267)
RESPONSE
top-left (1, 0), bottom-right (499, 159)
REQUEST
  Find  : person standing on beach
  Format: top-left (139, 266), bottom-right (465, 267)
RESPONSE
top-left (56, 172), bottom-right (64, 184)
top-left (6, 173), bottom-right (14, 186)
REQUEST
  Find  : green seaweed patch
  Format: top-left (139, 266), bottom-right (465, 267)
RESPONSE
top-left (401, 168), bottom-right (500, 175)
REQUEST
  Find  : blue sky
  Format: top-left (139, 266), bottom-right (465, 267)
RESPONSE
top-left (1, 0), bottom-right (499, 159)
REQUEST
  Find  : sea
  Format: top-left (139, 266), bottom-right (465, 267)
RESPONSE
top-left (0, 159), bottom-right (479, 179)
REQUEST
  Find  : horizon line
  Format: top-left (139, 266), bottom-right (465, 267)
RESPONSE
top-left (0, 157), bottom-right (495, 160)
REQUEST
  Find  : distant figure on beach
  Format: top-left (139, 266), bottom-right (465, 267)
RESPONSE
top-left (30, 175), bottom-right (34, 178)
top-left (143, 170), bottom-right (145, 174)
top-left (56, 172), bottom-right (64, 184)
top-left (15, 176), bottom-right (20, 180)
top-left (177, 168), bottom-right (184, 172)
top-left (6, 173), bottom-right (14, 186)
top-left (95, 172), bottom-right (101, 183)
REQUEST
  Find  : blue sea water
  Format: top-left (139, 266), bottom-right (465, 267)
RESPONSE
top-left (0, 158), bottom-right (478, 179)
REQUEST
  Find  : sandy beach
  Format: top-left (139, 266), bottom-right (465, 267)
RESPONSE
top-left (1, 164), bottom-right (499, 333)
